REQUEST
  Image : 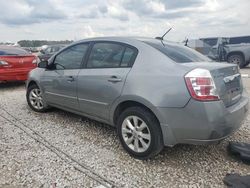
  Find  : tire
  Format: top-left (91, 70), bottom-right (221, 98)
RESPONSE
top-left (244, 61), bottom-right (250, 67)
top-left (227, 54), bottom-right (245, 68)
top-left (117, 106), bottom-right (164, 159)
top-left (26, 84), bottom-right (49, 112)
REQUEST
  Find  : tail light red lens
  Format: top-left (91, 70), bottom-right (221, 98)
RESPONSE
top-left (185, 68), bottom-right (219, 101)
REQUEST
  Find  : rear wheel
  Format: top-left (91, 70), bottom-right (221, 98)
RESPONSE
top-left (228, 54), bottom-right (245, 68)
top-left (26, 84), bottom-right (49, 112)
top-left (117, 106), bottom-right (163, 159)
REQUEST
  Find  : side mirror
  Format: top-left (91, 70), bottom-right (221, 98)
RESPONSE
top-left (38, 61), bottom-right (48, 68)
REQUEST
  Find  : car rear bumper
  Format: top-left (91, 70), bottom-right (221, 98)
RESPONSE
top-left (157, 91), bottom-right (249, 146)
top-left (0, 68), bottom-right (34, 82)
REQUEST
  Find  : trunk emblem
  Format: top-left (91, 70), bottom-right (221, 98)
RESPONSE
top-left (223, 73), bottom-right (240, 83)
top-left (19, 59), bottom-right (24, 64)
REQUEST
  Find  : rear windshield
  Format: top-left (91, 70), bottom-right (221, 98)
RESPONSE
top-left (0, 47), bottom-right (29, 56)
top-left (144, 41), bottom-right (211, 63)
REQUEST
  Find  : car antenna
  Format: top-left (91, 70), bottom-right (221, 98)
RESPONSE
top-left (184, 37), bottom-right (189, 46)
top-left (155, 28), bottom-right (172, 40)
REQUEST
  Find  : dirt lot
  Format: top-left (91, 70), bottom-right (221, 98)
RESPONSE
top-left (1, 69), bottom-right (250, 188)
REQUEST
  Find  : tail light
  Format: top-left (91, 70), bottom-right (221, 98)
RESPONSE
top-left (185, 68), bottom-right (219, 101)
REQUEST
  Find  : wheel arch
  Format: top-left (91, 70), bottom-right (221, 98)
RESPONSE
top-left (227, 51), bottom-right (245, 61)
top-left (26, 80), bottom-right (43, 93)
top-left (111, 96), bottom-right (164, 127)
top-left (111, 96), bottom-right (177, 146)
top-left (27, 80), bottom-right (38, 88)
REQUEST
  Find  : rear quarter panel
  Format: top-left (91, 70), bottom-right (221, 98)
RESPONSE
top-left (121, 43), bottom-right (191, 108)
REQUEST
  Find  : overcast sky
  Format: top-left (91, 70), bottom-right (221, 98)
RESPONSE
top-left (0, 0), bottom-right (249, 42)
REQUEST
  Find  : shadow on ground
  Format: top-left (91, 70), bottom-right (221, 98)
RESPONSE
top-left (0, 81), bottom-right (25, 89)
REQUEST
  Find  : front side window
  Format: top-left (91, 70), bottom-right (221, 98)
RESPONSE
top-left (51, 46), bottom-right (63, 53)
top-left (45, 47), bottom-right (52, 54)
top-left (53, 43), bottom-right (88, 69)
top-left (51, 47), bottom-right (58, 53)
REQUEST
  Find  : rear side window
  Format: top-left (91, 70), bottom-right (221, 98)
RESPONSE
top-left (201, 38), bottom-right (218, 46)
top-left (121, 47), bottom-right (137, 67)
top-left (144, 41), bottom-right (211, 63)
top-left (229, 36), bottom-right (250, 44)
top-left (87, 42), bottom-right (137, 68)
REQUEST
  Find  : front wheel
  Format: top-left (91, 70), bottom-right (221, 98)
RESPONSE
top-left (117, 107), bottom-right (163, 159)
top-left (26, 84), bottom-right (49, 112)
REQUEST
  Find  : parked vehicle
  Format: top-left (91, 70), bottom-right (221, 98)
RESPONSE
top-left (0, 46), bottom-right (39, 82)
top-left (37, 44), bottom-right (66, 61)
top-left (26, 37), bottom-right (249, 159)
top-left (188, 36), bottom-right (250, 68)
top-left (22, 47), bottom-right (39, 53)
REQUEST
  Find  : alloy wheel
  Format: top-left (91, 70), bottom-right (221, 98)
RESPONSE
top-left (29, 88), bottom-right (44, 110)
top-left (121, 116), bottom-right (151, 153)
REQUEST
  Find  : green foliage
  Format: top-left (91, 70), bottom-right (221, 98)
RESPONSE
top-left (17, 40), bottom-right (73, 47)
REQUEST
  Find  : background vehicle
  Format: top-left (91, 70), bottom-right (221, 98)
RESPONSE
top-left (0, 46), bottom-right (38, 82)
top-left (37, 44), bottom-right (66, 61)
top-left (188, 36), bottom-right (250, 68)
top-left (22, 47), bottom-right (39, 53)
top-left (26, 37), bottom-right (248, 159)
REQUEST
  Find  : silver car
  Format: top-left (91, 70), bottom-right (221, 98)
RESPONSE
top-left (26, 37), bottom-right (249, 159)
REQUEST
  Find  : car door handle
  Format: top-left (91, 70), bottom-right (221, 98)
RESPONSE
top-left (108, 76), bottom-right (122, 83)
top-left (67, 76), bottom-right (75, 82)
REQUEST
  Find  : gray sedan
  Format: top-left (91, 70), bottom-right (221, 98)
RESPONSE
top-left (26, 37), bottom-right (249, 159)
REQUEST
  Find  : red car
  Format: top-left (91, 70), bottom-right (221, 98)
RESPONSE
top-left (0, 46), bottom-right (38, 82)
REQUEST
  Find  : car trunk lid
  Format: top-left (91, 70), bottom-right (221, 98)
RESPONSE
top-left (0, 55), bottom-right (37, 69)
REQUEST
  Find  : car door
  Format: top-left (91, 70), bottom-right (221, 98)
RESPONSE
top-left (40, 43), bottom-right (89, 110)
top-left (77, 42), bottom-right (138, 120)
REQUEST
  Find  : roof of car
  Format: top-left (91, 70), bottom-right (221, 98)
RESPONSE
top-left (46, 44), bottom-right (66, 47)
top-left (0, 45), bottom-right (29, 55)
top-left (75, 36), bottom-right (177, 47)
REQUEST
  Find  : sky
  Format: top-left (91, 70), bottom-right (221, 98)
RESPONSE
top-left (0, 0), bottom-right (249, 43)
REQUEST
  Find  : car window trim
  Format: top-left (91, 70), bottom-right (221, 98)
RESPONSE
top-left (82, 40), bottom-right (138, 69)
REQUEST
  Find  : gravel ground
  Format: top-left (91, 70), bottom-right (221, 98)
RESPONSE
top-left (0, 68), bottom-right (250, 187)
